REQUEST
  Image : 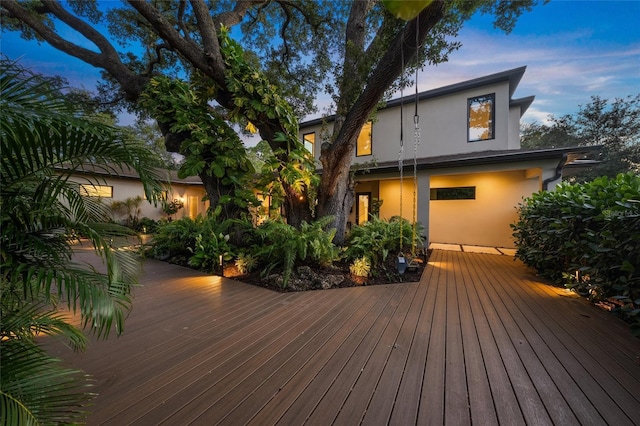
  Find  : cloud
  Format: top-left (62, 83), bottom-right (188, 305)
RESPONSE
top-left (411, 24), bottom-right (640, 121)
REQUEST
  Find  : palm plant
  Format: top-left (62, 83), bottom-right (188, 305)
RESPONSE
top-left (0, 59), bottom-right (164, 424)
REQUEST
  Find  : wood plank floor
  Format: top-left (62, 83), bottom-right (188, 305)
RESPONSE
top-left (44, 249), bottom-right (640, 425)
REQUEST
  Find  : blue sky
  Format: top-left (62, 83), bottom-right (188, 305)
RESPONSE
top-left (417, 0), bottom-right (640, 124)
top-left (2, 0), bottom-right (638, 126)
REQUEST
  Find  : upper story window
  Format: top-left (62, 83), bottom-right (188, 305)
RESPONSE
top-left (468, 94), bottom-right (495, 142)
top-left (80, 184), bottom-right (113, 198)
top-left (357, 121), bottom-right (372, 156)
top-left (303, 132), bottom-right (315, 154)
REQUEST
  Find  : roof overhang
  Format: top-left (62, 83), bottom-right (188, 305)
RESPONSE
top-left (353, 145), bottom-right (603, 175)
top-left (301, 66), bottom-right (531, 128)
top-left (56, 163), bottom-right (203, 186)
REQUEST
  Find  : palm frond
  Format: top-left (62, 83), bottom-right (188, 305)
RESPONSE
top-left (1, 58), bottom-right (162, 423)
top-left (0, 339), bottom-right (94, 425)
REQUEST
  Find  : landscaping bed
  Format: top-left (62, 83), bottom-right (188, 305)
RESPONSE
top-left (225, 252), bottom-right (428, 292)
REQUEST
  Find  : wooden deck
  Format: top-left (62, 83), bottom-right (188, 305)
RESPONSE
top-left (45, 249), bottom-right (640, 425)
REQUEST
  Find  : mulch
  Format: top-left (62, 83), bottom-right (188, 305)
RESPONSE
top-left (225, 251), bottom-right (430, 292)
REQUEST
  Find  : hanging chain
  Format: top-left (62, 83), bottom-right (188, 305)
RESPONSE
top-left (411, 14), bottom-right (421, 256)
top-left (398, 43), bottom-right (405, 253)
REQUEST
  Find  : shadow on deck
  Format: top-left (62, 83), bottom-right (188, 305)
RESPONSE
top-left (45, 249), bottom-right (640, 425)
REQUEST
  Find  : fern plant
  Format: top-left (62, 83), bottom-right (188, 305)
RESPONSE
top-left (251, 216), bottom-right (339, 288)
top-left (346, 216), bottom-right (424, 268)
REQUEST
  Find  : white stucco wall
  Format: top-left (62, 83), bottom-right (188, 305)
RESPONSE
top-left (366, 82), bottom-right (511, 164)
top-left (428, 170), bottom-right (540, 248)
top-left (68, 174), bottom-right (208, 222)
top-left (300, 79), bottom-right (518, 168)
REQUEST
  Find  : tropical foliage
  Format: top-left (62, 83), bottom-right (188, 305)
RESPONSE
top-left (150, 214), bottom-right (341, 289)
top-left (345, 216), bottom-right (424, 269)
top-left (0, 59), bottom-right (163, 423)
top-left (251, 216), bottom-right (340, 287)
top-left (2, 0), bottom-right (539, 241)
top-left (512, 173), bottom-right (640, 335)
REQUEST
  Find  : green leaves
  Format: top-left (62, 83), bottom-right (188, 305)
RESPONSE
top-left (251, 216), bottom-right (339, 288)
top-left (141, 76), bottom-right (260, 213)
top-left (346, 216), bottom-right (424, 271)
top-left (512, 173), bottom-right (640, 335)
top-left (1, 59), bottom-right (165, 424)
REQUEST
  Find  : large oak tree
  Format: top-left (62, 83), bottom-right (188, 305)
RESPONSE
top-left (2, 0), bottom-right (537, 242)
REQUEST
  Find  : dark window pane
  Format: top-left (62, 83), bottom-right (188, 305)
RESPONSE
top-left (430, 186), bottom-right (476, 200)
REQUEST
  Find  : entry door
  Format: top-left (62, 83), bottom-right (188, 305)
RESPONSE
top-left (356, 193), bottom-right (371, 224)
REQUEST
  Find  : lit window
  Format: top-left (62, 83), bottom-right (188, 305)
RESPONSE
top-left (80, 184), bottom-right (113, 198)
top-left (357, 121), bottom-right (372, 156)
top-left (430, 186), bottom-right (475, 200)
top-left (356, 193), bottom-right (371, 224)
top-left (303, 132), bottom-right (315, 154)
top-left (468, 94), bottom-right (495, 142)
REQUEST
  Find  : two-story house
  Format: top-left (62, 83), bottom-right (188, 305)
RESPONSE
top-left (299, 67), bottom-right (595, 248)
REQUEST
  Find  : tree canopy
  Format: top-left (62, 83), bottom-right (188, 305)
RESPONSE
top-left (2, 0), bottom-right (539, 242)
top-left (521, 95), bottom-right (640, 181)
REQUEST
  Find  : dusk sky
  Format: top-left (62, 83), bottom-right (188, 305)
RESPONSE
top-left (2, 0), bottom-right (638, 127)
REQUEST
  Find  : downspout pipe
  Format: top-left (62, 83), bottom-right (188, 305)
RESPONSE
top-left (542, 153), bottom-right (568, 190)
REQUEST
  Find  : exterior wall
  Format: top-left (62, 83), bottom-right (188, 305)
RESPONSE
top-left (300, 80), bottom-right (519, 169)
top-left (353, 158), bottom-right (562, 248)
top-left (166, 184), bottom-right (209, 220)
top-left (379, 178), bottom-right (416, 222)
top-left (428, 170), bottom-right (540, 248)
top-left (365, 82), bottom-right (511, 164)
top-left (508, 104), bottom-right (523, 150)
top-left (68, 175), bottom-right (208, 222)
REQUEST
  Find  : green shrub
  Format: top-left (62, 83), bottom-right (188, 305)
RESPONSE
top-left (250, 216), bottom-right (339, 288)
top-left (345, 216), bottom-right (424, 269)
top-left (512, 173), bottom-right (640, 334)
top-left (136, 217), bottom-right (158, 234)
top-left (151, 217), bottom-right (201, 264)
top-left (235, 252), bottom-right (257, 274)
top-left (151, 214), bottom-right (236, 272)
top-left (188, 231), bottom-right (232, 273)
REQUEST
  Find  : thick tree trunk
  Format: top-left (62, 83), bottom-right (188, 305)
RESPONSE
top-left (317, 134), bottom-right (358, 245)
top-left (318, 1), bottom-right (445, 245)
top-left (197, 172), bottom-right (244, 219)
top-left (283, 184), bottom-right (313, 228)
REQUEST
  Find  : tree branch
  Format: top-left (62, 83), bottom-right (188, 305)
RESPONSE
top-left (2, 0), bottom-right (146, 98)
top-left (329, 1), bottom-right (446, 165)
top-left (177, 0), bottom-right (193, 42)
top-left (189, 0), bottom-right (223, 71)
top-left (126, 0), bottom-right (226, 84)
top-left (214, 0), bottom-right (265, 28)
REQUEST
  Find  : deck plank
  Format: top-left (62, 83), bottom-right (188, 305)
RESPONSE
top-left (486, 255), bottom-right (640, 425)
top-left (454, 251), bottom-right (498, 426)
top-left (43, 249), bottom-right (640, 425)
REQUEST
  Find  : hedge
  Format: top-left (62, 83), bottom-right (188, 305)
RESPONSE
top-left (511, 173), bottom-right (640, 335)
